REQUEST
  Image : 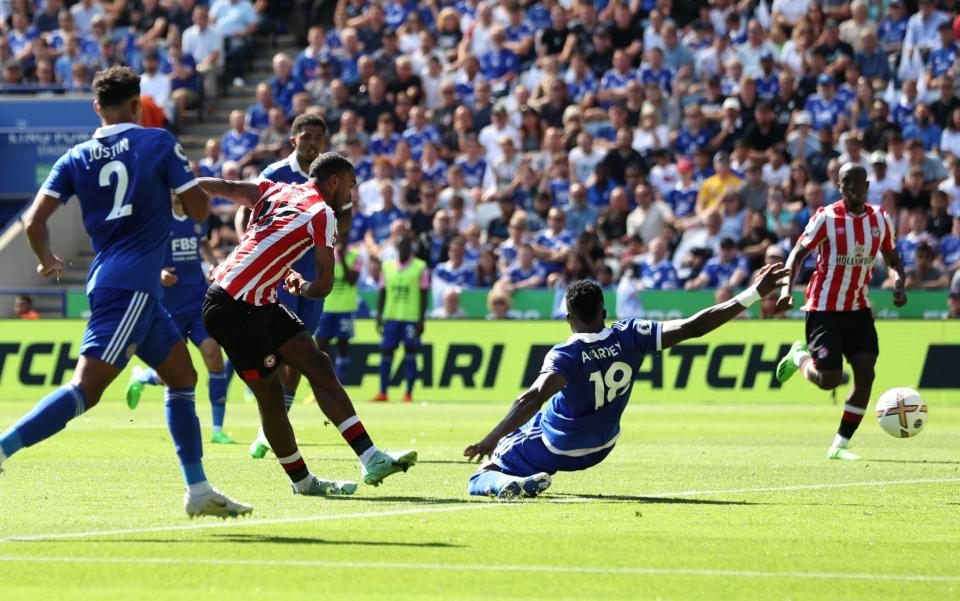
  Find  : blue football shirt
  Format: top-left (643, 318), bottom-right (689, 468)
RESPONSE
top-left (161, 213), bottom-right (209, 316)
top-left (539, 319), bottom-right (662, 454)
top-left (40, 123), bottom-right (197, 297)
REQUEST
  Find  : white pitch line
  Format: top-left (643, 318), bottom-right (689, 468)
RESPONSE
top-left (1, 503), bottom-right (505, 543)
top-left (3, 476), bottom-right (959, 542)
top-left (0, 555), bottom-right (957, 583)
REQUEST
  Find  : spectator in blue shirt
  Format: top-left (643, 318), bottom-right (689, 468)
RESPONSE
top-left (638, 237), bottom-right (680, 290)
top-left (803, 74), bottom-right (849, 132)
top-left (532, 207), bottom-right (575, 276)
top-left (210, 0), bottom-right (259, 85)
top-left (928, 23), bottom-right (959, 79)
top-left (637, 47), bottom-right (674, 94)
top-left (563, 183), bottom-right (599, 235)
top-left (432, 236), bottom-right (477, 304)
top-left (684, 237), bottom-right (751, 289)
top-left (369, 113), bottom-right (402, 157)
top-left (365, 181), bottom-right (408, 245)
top-left (902, 104), bottom-right (943, 152)
top-left (269, 52), bottom-right (304, 117)
top-left (402, 106), bottom-right (441, 160)
top-left (245, 83), bottom-right (274, 133)
top-left (597, 49), bottom-right (636, 107)
top-left (501, 243), bottom-right (547, 290)
top-left (479, 26), bottom-right (519, 96)
top-left (854, 31), bottom-right (892, 82)
top-left (877, 0), bottom-right (908, 55)
top-left (673, 104), bottom-right (718, 157)
top-left (221, 109), bottom-right (259, 165)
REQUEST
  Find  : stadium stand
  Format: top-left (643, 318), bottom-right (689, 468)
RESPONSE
top-left (1, 0), bottom-right (959, 319)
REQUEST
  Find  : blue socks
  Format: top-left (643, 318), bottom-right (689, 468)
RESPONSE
top-left (468, 471), bottom-right (515, 496)
top-left (335, 356), bottom-right (350, 382)
top-left (0, 384), bottom-right (87, 459)
top-left (378, 355), bottom-right (392, 395)
top-left (137, 368), bottom-right (162, 385)
top-left (208, 370), bottom-right (227, 429)
top-left (164, 387), bottom-right (206, 486)
top-left (402, 355), bottom-right (417, 394)
top-left (283, 391), bottom-right (296, 413)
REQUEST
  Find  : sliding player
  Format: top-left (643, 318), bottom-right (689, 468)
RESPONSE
top-left (198, 152), bottom-right (416, 495)
top-left (248, 113), bottom-right (328, 459)
top-left (775, 164), bottom-right (907, 461)
top-left (125, 195), bottom-right (235, 445)
top-left (1, 66), bottom-right (250, 517)
top-left (464, 265), bottom-right (789, 498)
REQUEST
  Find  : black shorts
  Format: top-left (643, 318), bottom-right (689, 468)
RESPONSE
top-left (805, 309), bottom-right (879, 372)
top-left (202, 285), bottom-right (305, 381)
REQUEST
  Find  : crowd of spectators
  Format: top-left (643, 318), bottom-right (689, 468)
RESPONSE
top-left (5, 0), bottom-right (960, 319)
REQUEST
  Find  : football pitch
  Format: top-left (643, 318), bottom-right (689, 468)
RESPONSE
top-left (0, 398), bottom-right (958, 600)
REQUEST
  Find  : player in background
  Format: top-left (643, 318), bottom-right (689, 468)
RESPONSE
top-left (464, 265), bottom-right (789, 498)
top-left (775, 164), bottom-right (907, 461)
top-left (374, 236), bottom-right (429, 403)
top-left (198, 153), bottom-right (416, 494)
top-left (0, 66), bottom-right (250, 518)
top-left (247, 113), bottom-right (329, 459)
top-left (316, 237), bottom-right (363, 382)
top-left (124, 194), bottom-right (236, 445)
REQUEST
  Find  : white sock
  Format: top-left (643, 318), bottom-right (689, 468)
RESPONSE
top-left (793, 350), bottom-right (811, 368)
top-left (359, 446), bottom-right (379, 467)
top-left (211, 425), bottom-right (223, 433)
top-left (832, 434), bottom-right (850, 449)
top-left (188, 481), bottom-right (213, 496)
top-left (257, 426), bottom-right (266, 442)
top-left (293, 472), bottom-right (316, 492)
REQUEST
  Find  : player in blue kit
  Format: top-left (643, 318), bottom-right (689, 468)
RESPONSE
top-left (248, 112), bottom-right (329, 459)
top-left (464, 263), bottom-right (789, 498)
top-left (0, 67), bottom-right (250, 517)
top-left (124, 194), bottom-right (236, 445)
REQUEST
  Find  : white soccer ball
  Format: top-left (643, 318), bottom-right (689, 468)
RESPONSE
top-left (876, 387), bottom-right (927, 438)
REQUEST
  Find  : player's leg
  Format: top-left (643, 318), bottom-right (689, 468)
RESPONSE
top-left (828, 310), bottom-right (880, 460)
top-left (0, 288), bottom-right (142, 470)
top-left (777, 312), bottom-right (848, 389)
top-left (400, 323), bottom-right (420, 402)
top-left (375, 321), bottom-right (401, 402)
top-left (202, 290), bottom-right (354, 495)
top-left (467, 415), bottom-right (556, 499)
top-left (142, 307), bottom-right (252, 517)
top-left (278, 331), bottom-right (417, 486)
top-left (198, 334), bottom-right (234, 444)
top-left (125, 310), bottom-right (194, 409)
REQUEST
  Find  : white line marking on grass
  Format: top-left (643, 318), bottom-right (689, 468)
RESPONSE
top-left (547, 477), bottom-right (960, 503)
top-left (0, 555), bottom-right (957, 583)
top-left (1, 503), bottom-right (505, 543)
top-left (4, 476), bottom-right (958, 543)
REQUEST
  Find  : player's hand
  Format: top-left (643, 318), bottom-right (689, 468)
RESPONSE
top-left (893, 283), bottom-right (907, 307)
top-left (284, 270), bottom-right (306, 296)
top-left (753, 262), bottom-right (791, 297)
top-left (160, 267), bottom-right (178, 287)
top-left (463, 436), bottom-right (497, 463)
top-left (37, 255), bottom-right (64, 280)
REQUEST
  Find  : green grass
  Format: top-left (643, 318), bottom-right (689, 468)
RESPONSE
top-left (0, 398), bottom-right (958, 600)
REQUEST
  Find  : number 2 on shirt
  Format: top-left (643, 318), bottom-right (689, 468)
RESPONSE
top-left (100, 160), bottom-right (131, 221)
top-left (588, 361), bottom-right (632, 410)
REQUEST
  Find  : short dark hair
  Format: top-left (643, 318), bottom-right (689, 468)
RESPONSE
top-left (291, 113), bottom-right (327, 137)
top-left (566, 280), bottom-right (605, 324)
top-left (308, 151), bottom-right (354, 182)
top-left (92, 66), bottom-right (140, 107)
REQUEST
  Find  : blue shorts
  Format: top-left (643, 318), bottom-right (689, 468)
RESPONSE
top-left (277, 288), bottom-right (323, 334)
top-left (170, 310), bottom-right (210, 347)
top-left (381, 320), bottom-right (420, 350)
top-left (80, 288), bottom-right (182, 369)
top-left (316, 311), bottom-right (354, 340)
top-left (485, 413), bottom-right (613, 477)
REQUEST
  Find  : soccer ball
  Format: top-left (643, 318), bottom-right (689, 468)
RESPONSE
top-left (876, 387), bottom-right (927, 438)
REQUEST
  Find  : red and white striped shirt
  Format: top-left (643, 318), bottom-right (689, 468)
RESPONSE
top-left (798, 201), bottom-right (896, 312)
top-left (213, 179), bottom-right (336, 306)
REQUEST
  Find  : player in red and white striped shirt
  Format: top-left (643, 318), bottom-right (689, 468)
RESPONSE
top-left (775, 164), bottom-right (907, 461)
top-left (197, 152), bottom-right (417, 495)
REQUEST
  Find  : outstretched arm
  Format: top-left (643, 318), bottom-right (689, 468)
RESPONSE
top-left (464, 371), bottom-right (567, 462)
top-left (660, 263), bottom-right (790, 349)
top-left (197, 177), bottom-right (260, 209)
